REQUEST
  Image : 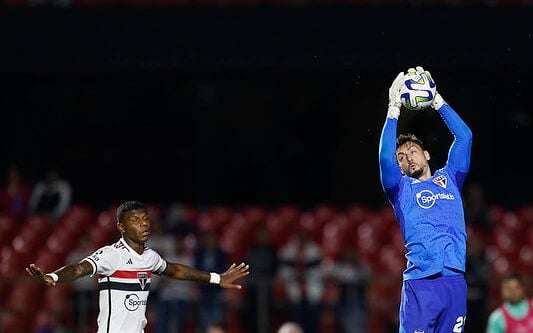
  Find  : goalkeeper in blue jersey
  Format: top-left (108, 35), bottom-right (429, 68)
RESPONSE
top-left (379, 66), bottom-right (473, 333)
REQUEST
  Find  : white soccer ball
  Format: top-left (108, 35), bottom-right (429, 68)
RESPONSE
top-left (400, 72), bottom-right (436, 110)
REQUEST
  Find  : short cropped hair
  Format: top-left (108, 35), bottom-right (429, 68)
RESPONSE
top-left (396, 133), bottom-right (425, 151)
top-left (116, 201), bottom-right (145, 224)
top-left (502, 272), bottom-right (524, 285)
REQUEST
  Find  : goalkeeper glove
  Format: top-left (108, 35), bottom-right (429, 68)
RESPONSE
top-left (410, 66), bottom-right (446, 110)
top-left (387, 71), bottom-right (404, 119)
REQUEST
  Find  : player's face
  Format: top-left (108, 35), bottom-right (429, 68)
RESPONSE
top-left (119, 208), bottom-right (152, 246)
top-left (502, 278), bottom-right (526, 305)
top-left (396, 142), bottom-right (430, 179)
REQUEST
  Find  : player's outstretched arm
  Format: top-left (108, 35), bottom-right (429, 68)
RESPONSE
top-left (26, 261), bottom-right (93, 286)
top-left (163, 261), bottom-right (250, 289)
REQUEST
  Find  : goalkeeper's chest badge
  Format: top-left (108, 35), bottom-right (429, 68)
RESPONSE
top-left (433, 175), bottom-right (447, 189)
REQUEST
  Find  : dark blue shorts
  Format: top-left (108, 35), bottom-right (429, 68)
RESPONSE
top-left (399, 274), bottom-right (467, 333)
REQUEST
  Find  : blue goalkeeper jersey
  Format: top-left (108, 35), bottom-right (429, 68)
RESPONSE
top-left (379, 104), bottom-right (473, 281)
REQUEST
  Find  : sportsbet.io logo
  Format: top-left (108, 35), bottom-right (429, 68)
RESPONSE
top-left (416, 190), bottom-right (455, 209)
top-left (124, 294), bottom-right (148, 311)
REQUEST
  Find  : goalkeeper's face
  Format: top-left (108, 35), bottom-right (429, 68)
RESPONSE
top-left (396, 141), bottom-right (431, 179)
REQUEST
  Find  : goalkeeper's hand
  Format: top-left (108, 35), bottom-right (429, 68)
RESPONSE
top-left (409, 66), bottom-right (446, 110)
top-left (387, 71), bottom-right (404, 119)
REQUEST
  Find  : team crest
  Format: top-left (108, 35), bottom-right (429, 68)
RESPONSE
top-left (137, 272), bottom-right (148, 290)
top-left (432, 175), bottom-right (447, 188)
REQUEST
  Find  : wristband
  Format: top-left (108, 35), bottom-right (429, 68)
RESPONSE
top-left (209, 272), bottom-right (220, 284)
top-left (47, 272), bottom-right (59, 282)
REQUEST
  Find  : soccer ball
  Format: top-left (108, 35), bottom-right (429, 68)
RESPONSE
top-left (400, 72), bottom-right (436, 110)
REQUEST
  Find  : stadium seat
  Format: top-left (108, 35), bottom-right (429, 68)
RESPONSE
top-left (42, 284), bottom-right (75, 329)
top-left (299, 212), bottom-right (324, 243)
top-left (0, 214), bottom-right (18, 248)
top-left (490, 226), bottom-right (520, 257)
top-left (265, 205), bottom-right (301, 247)
top-left (517, 204), bottom-right (533, 225)
top-left (45, 228), bottom-right (76, 255)
top-left (321, 220), bottom-right (345, 260)
top-left (204, 205), bottom-right (235, 230)
top-left (6, 282), bottom-right (43, 317)
top-left (0, 308), bottom-right (28, 333)
top-left (0, 246), bottom-right (24, 278)
top-left (57, 204), bottom-right (96, 237)
top-left (241, 205), bottom-right (268, 226)
top-left (518, 245), bottom-right (533, 274)
top-left (312, 204), bottom-right (338, 225)
top-left (34, 250), bottom-right (65, 272)
top-left (96, 209), bottom-right (117, 233)
top-left (25, 214), bottom-right (52, 235)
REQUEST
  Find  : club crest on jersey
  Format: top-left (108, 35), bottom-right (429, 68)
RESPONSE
top-left (137, 272), bottom-right (148, 290)
top-left (432, 175), bottom-right (447, 188)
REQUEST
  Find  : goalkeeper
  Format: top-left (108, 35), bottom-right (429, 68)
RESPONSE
top-left (378, 67), bottom-right (473, 333)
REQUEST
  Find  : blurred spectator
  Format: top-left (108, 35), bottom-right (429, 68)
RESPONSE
top-left (464, 182), bottom-right (492, 232)
top-left (465, 229), bottom-right (492, 332)
top-left (243, 224), bottom-right (279, 333)
top-left (162, 202), bottom-right (199, 236)
top-left (206, 321), bottom-right (226, 333)
top-left (194, 227), bottom-right (229, 333)
top-left (323, 245), bottom-right (370, 333)
top-left (486, 272), bottom-right (533, 333)
top-left (65, 234), bottom-right (98, 333)
top-left (0, 164), bottom-right (32, 222)
top-left (28, 166), bottom-right (72, 222)
top-left (155, 232), bottom-right (196, 333)
top-left (277, 228), bottom-right (323, 333)
top-left (277, 321), bottom-right (304, 333)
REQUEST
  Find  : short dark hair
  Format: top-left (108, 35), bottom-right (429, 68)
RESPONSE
top-left (396, 133), bottom-right (425, 150)
top-left (116, 201), bottom-right (145, 223)
top-left (502, 272), bottom-right (524, 285)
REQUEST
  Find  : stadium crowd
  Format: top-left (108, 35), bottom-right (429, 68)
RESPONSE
top-left (0, 169), bottom-right (531, 332)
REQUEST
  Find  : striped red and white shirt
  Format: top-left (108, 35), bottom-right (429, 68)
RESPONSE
top-left (83, 238), bottom-right (167, 333)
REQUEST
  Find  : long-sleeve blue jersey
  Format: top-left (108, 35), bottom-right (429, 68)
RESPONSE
top-left (378, 104), bottom-right (473, 280)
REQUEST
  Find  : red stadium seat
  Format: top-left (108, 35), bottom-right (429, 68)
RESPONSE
top-left (45, 228), bottom-right (76, 255)
top-left (299, 212), bottom-right (324, 243)
top-left (34, 250), bottom-right (65, 272)
top-left (57, 204), bottom-right (96, 236)
top-left (517, 204), bottom-right (533, 225)
top-left (205, 205), bottom-right (235, 230)
top-left (6, 282), bottom-right (43, 317)
top-left (0, 246), bottom-right (24, 278)
top-left (518, 245), bottom-right (533, 274)
top-left (0, 214), bottom-right (18, 248)
top-left (312, 204), bottom-right (338, 225)
top-left (241, 205), bottom-right (268, 226)
top-left (321, 220), bottom-right (346, 260)
top-left (1, 308), bottom-right (28, 333)
top-left (265, 205), bottom-right (301, 247)
top-left (96, 209), bottom-right (117, 233)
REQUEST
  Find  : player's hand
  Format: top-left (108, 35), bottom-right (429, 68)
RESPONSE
top-left (219, 262), bottom-right (250, 289)
top-left (26, 263), bottom-right (57, 286)
top-left (387, 71), bottom-right (404, 119)
top-left (410, 66), bottom-right (446, 110)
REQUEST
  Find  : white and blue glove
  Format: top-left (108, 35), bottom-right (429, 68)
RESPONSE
top-left (387, 71), bottom-right (404, 119)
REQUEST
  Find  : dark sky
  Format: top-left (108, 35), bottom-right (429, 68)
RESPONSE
top-left (0, 5), bottom-right (531, 209)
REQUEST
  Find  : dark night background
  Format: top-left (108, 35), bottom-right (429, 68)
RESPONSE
top-left (0, 4), bottom-right (531, 210)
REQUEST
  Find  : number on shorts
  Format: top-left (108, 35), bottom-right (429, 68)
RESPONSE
top-left (453, 316), bottom-right (466, 332)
